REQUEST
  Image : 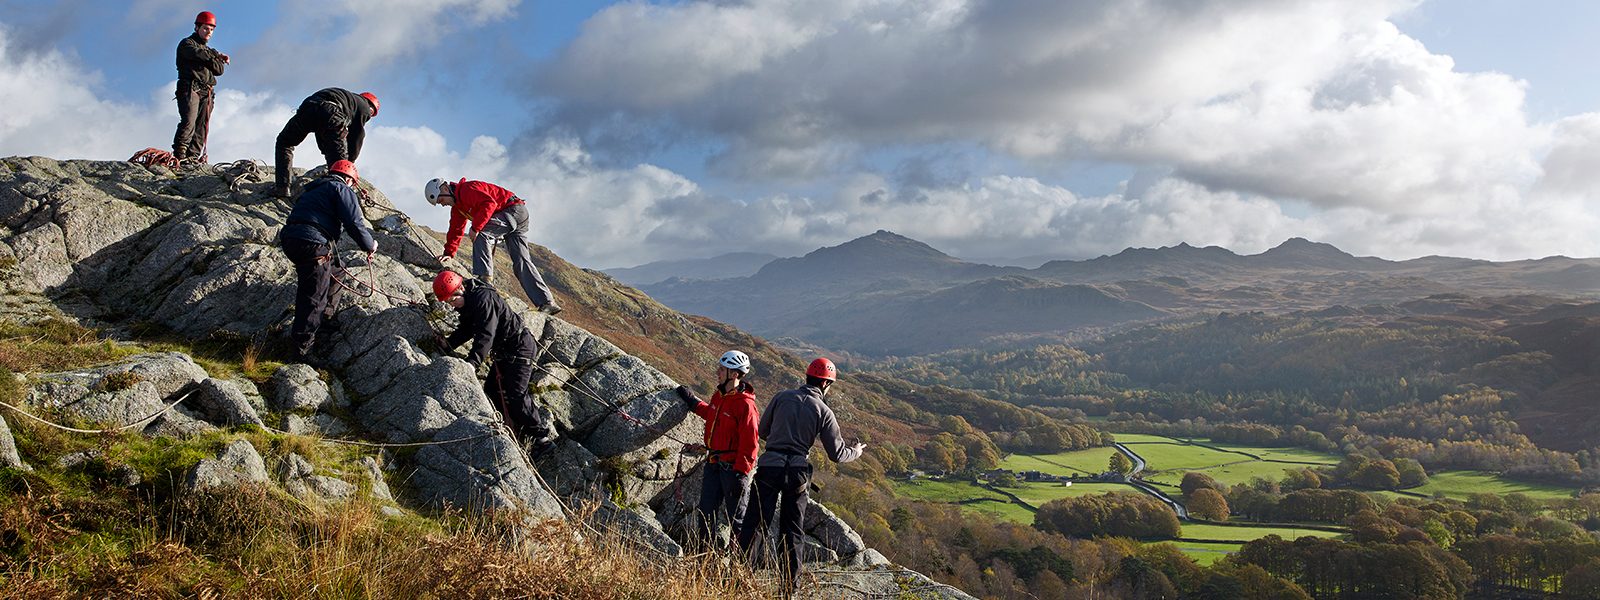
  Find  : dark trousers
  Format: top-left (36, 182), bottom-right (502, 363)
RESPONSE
top-left (281, 238), bottom-right (336, 351)
top-left (486, 348), bottom-right (549, 439)
top-left (274, 102), bottom-right (349, 193)
top-left (692, 461), bottom-right (751, 549)
top-left (173, 82), bottom-right (214, 161)
top-left (737, 465), bottom-right (811, 593)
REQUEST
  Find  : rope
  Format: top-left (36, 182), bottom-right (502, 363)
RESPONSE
top-left (220, 159), bottom-right (265, 192)
top-left (0, 390), bottom-right (197, 435)
top-left (128, 147), bottom-right (180, 171)
top-left (263, 425), bottom-right (495, 449)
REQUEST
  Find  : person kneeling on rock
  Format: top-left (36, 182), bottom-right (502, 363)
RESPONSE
top-left (432, 270), bottom-right (553, 455)
top-left (277, 160), bottom-right (374, 360)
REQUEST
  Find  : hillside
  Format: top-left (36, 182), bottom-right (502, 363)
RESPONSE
top-left (0, 157), bottom-right (970, 599)
top-left (643, 232), bottom-right (1600, 356)
top-left (602, 252), bottom-right (779, 286)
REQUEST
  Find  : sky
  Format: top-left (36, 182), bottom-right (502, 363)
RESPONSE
top-left (1, 0), bottom-right (1598, 269)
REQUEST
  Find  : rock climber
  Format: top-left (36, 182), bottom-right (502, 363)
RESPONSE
top-left (736, 357), bottom-right (865, 596)
top-left (675, 350), bottom-right (759, 550)
top-left (277, 160), bottom-right (375, 360)
top-left (432, 271), bottom-right (554, 453)
top-left (173, 10), bottom-right (228, 165)
top-left (424, 177), bottom-right (561, 315)
top-left (273, 88), bottom-right (379, 198)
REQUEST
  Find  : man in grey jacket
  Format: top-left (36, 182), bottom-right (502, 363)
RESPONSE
top-left (736, 357), bottom-right (865, 596)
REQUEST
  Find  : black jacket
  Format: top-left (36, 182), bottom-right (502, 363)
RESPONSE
top-left (279, 177), bottom-right (377, 251)
top-left (176, 34), bottom-right (226, 87)
top-left (446, 280), bottom-right (536, 366)
top-left (296, 88), bottom-right (375, 161)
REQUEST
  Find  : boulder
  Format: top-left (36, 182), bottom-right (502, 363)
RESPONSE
top-left (184, 439), bottom-right (269, 492)
top-left (534, 438), bottom-right (603, 500)
top-left (268, 364), bottom-right (330, 412)
top-left (360, 457), bottom-right (393, 502)
top-left (409, 417), bottom-right (563, 520)
top-left (539, 318), bottom-right (618, 369)
top-left (590, 499), bottom-right (683, 559)
top-left (0, 414), bottom-right (27, 471)
top-left (803, 500), bottom-right (868, 557)
top-left (191, 378), bottom-right (266, 427)
top-left (279, 453), bottom-right (356, 502)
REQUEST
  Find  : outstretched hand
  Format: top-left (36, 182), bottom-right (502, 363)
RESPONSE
top-left (850, 442), bottom-right (867, 454)
top-left (675, 385), bottom-right (700, 407)
top-left (436, 254), bottom-right (452, 266)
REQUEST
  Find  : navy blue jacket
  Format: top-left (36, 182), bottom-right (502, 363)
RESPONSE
top-left (279, 176), bottom-right (377, 251)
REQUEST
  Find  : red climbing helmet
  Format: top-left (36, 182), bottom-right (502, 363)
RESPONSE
top-left (433, 271), bottom-right (464, 301)
top-left (360, 92), bottom-right (380, 116)
top-left (195, 11), bottom-right (217, 26)
top-left (328, 160), bottom-right (358, 181)
top-left (806, 357), bottom-right (836, 381)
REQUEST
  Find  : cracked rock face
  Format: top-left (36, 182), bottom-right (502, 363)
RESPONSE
top-left (0, 157), bottom-right (932, 593)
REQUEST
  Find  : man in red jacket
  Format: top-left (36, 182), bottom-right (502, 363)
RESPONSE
top-left (675, 350), bottom-right (759, 551)
top-left (425, 178), bottom-right (561, 314)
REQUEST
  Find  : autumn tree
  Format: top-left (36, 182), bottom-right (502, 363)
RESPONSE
top-left (1188, 488), bottom-right (1231, 522)
top-left (1109, 452), bottom-right (1134, 475)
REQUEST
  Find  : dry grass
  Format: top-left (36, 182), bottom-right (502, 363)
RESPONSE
top-left (1, 464), bottom-right (771, 599)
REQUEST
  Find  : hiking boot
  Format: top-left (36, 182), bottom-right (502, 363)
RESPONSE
top-left (272, 185), bottom-right (292, 199)
top-left (538, 303), bottom-right (562, 316)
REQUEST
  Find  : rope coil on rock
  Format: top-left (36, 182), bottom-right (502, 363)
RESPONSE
top-left (0, 390), bottom-right (197, 435)
top-left (220, 159), bottom-right (265, 192)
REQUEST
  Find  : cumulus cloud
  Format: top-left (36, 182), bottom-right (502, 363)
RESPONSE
top-left (238, 0), bottom-right (519, 88)
top-left (532, 0), bottom-right (1600, 262)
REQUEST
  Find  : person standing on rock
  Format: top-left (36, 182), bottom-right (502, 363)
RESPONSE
top-left (277, 160), bottom-right (375, 359)
top-left (675, 350), bottom-right (759, 550)
top-left (432, 271), bottom-right (554, 453)
top-left (737, 357), bottom-right (864, 596)
top-left (172, 10), bottom-right (228, 165)
top-left (424, 178), bottom-right (562, 315)
top-left (273, 88), bottom-right (379, 198)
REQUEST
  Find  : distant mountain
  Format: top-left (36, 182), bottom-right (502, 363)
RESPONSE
top-left (1249, 237), bottom-right (1392, 270)
top-left (750, 229), bottom-right (1014, 284)
top-left (602, 252), bottom-right (778, 286)
top-left (640, 231), bottom-right (1600, 356)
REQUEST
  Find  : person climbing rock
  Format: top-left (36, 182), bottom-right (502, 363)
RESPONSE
top-left (277, 160), bottom-right (375, 360)
top-left (172, 10), bottom-right (228, 165)
top-left (273, 88), bottom-right (378, 198)
top-left (424, 178), bottom-right (562, 315)
top-left (675, 350), bottom-right (759, 551)
top-left (433, 271), bottom-right (554, 454)
top-left (736, 357), bottom-right (865, 596)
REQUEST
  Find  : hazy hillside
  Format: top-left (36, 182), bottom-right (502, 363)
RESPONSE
top-left (644, 231), bottom-right (1600, 356)
top-left (602, 252), bottom-right (778, 286)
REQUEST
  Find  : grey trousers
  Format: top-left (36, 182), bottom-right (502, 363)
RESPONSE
top-left (472, 203), bottom-right (555, 307)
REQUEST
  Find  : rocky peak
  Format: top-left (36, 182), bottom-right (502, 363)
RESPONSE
top-left (0, 156), bottom-right (965, 598)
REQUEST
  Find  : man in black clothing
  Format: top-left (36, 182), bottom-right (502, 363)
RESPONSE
top-left (277, 160), bottom-right (376, 358)
top-left (737, 357), bottom-right (865, 596)
top-left (273, 88), bottom-right (379, 198)
top-left (433, 271), bottom-right (553, 451)
top-left (173, 11), bottom-right (228, 164)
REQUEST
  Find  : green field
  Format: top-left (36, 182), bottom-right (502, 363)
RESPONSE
top-left (1179, 523), bottom-right (1343, 542)
top-left (1123, 443), bottom-right (1241, 471)
top-left (999, 446), bottom-right (1121, 476)
top-left (1406, 470), bottom-right (1575, 501)
top-left (1005, 481), bottom-right (1138, 510)
top-left (1145, 460), bottom-right (1317, 488)
top-left (962, 498), bottom-right (1038, 523)
top-left (1149, 540), bottom-right (1242, 566)
top-left (892, 478), bottom-right (1008, 503)
top-left (1109, 433), bottom-right (1177, 444)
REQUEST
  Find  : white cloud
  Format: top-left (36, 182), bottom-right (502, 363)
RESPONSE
top-left (239, 0), bottom-right (519, 87)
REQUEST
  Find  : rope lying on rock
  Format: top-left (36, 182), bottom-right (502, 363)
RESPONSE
top-left (0, 390), bottom-right (197, 435)
top-left (219, 159), bottom-right (265, 192)
top-left (262, 425), bottom-right (496, 449)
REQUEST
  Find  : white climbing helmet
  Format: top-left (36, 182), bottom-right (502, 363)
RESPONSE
top-left (719, 350), bottom-right (751, 373)
top-left (424, 178), bottom-right (448, 205)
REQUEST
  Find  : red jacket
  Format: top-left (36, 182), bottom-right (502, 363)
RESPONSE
top-left (690, 382), bottom-right (759, 474)
top-left (442, 179), bottom-right (522, 256)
